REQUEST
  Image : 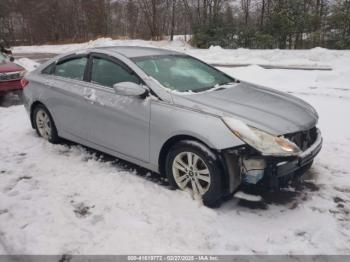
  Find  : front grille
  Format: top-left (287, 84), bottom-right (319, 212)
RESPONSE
top-left (0, 72), bottom-right (21, 82)
top-left (284, 127), bottom-right (317, 151)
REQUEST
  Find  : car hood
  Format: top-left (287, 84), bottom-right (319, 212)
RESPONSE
top-left (0, 60), bottom-right (24, 73)
top-left (172, 82), bottom-right (318, 135)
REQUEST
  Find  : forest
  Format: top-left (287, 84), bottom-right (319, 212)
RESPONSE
top-left (0, 0), bottom-right (349, 49)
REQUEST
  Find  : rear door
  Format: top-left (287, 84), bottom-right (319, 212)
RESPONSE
top-left (41, 55), bottom-right (92, 139)
top-left (82, 53), bottom-right (151, 162)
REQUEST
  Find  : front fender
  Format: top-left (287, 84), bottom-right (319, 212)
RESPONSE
top-left (149, 100), bottom-right (244, 169)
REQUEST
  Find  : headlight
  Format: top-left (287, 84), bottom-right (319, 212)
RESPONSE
top-left (222, 117), bottom-right (301, 156)
top-left (6, 70), bottom-right (26, 78)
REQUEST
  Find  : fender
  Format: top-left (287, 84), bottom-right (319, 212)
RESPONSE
top-left (149, 100), bottom-right (244, 169)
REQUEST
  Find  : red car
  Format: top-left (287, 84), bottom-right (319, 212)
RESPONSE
top-left (0, 53), bottom-right (26, 97)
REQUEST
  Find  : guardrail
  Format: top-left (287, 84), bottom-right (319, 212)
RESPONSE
top-left (211, 63), bottom-right (333, 71)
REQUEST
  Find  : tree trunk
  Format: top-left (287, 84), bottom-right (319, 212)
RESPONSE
top-left (170, 0), bottom-right (176, 41)
top-left (260, 0), bottom-right (265, 28)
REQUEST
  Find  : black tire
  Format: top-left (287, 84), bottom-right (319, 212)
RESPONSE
top-left (165, 140), bottom-right (223, 207)
top-left (33, 104), bottom-right (60, 144)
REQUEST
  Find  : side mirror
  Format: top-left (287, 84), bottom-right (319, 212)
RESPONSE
top-left (9, 56), bottom-right (15, 62)
top-left (113, 82), bottom-right (148, 97)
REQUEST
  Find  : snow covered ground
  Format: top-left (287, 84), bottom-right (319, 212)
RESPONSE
top-left (1, 39), bottom-right (350, 254)
top-left (14, 58), bottom-right (40, 72)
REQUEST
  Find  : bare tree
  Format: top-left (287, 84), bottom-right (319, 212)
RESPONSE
top-left (241, 0), bottom-right (251, 26)
top-left (138, 0), bottom-right (161, 40)
top-left (170, 0), bottom-right (177, 40)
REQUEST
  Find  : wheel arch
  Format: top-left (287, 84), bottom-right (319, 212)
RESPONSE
top-left (158, 134), bottom-right (220, 177)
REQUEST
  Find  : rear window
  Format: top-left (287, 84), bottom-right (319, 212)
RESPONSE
top-left (53, 57), bottom-right (87, 80)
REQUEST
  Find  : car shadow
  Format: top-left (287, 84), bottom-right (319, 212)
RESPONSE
top-left (60, 139), bottom-right (169, 187)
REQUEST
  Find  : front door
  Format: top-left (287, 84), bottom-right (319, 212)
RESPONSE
top-left (83, 54), bottom-right (150, 162)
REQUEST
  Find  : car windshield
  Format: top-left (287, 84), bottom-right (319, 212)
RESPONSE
top-left (133, 55), bottom-right (234, 92)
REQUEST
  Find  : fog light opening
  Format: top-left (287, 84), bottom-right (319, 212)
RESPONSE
top-left (241, 158), bottom-right (266, 185)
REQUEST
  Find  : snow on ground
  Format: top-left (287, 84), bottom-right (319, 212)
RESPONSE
top-left (1, 40), bottom-right (350, 254)
top-left (14, 58), bottom-right (40, 72)
top-left (1, 105), bottom-right (349, 255)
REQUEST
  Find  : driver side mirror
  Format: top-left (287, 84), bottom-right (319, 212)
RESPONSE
top-left (113, 82), bottom-right (149, 98)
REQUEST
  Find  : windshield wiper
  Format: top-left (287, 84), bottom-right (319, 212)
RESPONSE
top-left (191, 86), bottom-right (215, 93)
top-left (187, 82), bottom-right (238, 93)
top-left (217, 81), bottom-right (237, 86)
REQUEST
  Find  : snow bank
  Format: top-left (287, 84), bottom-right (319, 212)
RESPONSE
top-left (12, 38), bottom-right (192, 54)
top-left (13, 37), bottom-right (350, 70)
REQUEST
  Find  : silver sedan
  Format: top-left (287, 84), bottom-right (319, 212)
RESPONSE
top-left (22, 46), bottom-right (322, 207)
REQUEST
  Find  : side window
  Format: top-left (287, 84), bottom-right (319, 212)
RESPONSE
top-left (54, 57), bottom-right (87, 80)
top-left (42, 63), bottom-right (55, 75)
top-left (91, 57), bottom-right (139, 87)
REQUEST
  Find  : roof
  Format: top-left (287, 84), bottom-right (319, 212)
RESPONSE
top-left (93, 46), bottom-right (182, 58)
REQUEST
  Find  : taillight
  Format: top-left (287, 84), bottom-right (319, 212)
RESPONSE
top-left (20, 78), bottom-right (29, 88)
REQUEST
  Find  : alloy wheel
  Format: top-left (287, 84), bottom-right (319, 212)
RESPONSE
top-left (35, 109), bottom-right (52, 140)
top-left (172, 151), bottom-right (211, 195)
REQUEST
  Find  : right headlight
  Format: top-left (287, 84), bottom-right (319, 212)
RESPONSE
top-left (6, 70), bottom-right (26, 78)
top-left (222, 117), bottom-right (301, 157)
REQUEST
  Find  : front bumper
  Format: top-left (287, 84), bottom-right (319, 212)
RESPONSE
top-left (263, 128), bottom-right (322, 188)
top-left (223, 128), bottom-right (323, 192)
top-left (273, 128), bottom-right (322, 177)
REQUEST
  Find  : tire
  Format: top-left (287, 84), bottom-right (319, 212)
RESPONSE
top-left (33, 104), bottom-right (60, 144)
top-left (165, 140), bottom-right (223, 207)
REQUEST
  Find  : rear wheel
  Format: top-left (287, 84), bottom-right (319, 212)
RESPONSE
top-left (165, 140), bottom-right (223, 207)
top-left (33, 104), bottom-right (60, 144)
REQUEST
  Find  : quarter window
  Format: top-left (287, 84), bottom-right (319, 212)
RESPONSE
top-left (42, 63), bottom-right (55, 75)
top-left (91, 57), bottom-right (139, 87)
top-left (54, 57), bottom-right (87, 80)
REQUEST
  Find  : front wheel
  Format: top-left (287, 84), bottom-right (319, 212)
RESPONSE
top-left (165, 140), bottom-right (223, 207)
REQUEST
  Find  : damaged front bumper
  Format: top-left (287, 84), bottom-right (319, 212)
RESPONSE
top-left (223, 128), bottom-right (323, 193)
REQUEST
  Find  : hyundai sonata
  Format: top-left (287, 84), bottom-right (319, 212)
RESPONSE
top-left (22, 46), bottom-right (322, 207)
